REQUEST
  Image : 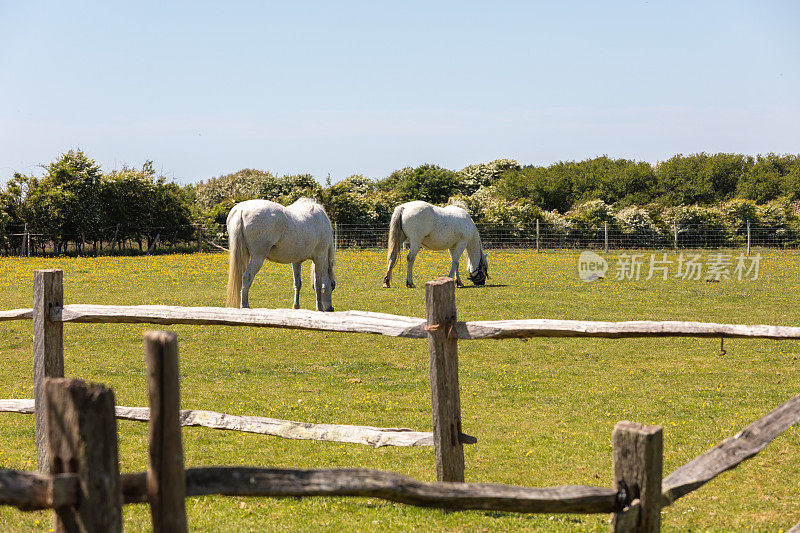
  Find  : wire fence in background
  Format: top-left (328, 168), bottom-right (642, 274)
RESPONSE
top-left (333, 221), bottom-right (798, 252)
top-left (3, 221), bottom-right (798, 257)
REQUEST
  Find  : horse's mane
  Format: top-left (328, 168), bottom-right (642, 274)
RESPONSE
top-left (446, 199), bottom-right (469, 211)
top-left (290, 197), bottom-right (323, 214)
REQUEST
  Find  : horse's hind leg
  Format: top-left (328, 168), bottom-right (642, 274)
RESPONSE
top-left (448, 243), bottom-right (467, 287)
top-left (383, 248), bottom-right (400, 288)
top-left (405, 241), bottom-right (421, 288)
top-left (240, 254), bottom-right (266, 309)
top-left (291, 262), bottom-right (302, 309)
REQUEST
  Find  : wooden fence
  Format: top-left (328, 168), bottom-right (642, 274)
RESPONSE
top-left (1, 269), bottom-right (799, 532)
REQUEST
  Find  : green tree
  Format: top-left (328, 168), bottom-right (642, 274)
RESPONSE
top-left (736, 153), bottom-right (796, 203)
top-left (100, 163), bottom-right (157, 249)
top-left (656, 153), bottom-right (746, 205)
top-left (321, 175), bottom-right (377, 225)
top-left (21, 150), bottom-right (103, 252)
top-left (378, 164), bottom-right (463, 205)
top-left (457, 159), bottom-right (521, 195)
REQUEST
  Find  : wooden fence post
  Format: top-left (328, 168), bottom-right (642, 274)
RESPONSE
top-left (747, 220), bottom-right (751, 255)
top-left (604, 220), bottom-right (609, 253)
top-left (425, 277), bottom-right (465, 483)
top-left (611, 421), bottom-right (663, 532)
top-left (45, 378), bottom-right (121, 533)
top-left (673, 223), bottom-right (678, 252)
top-left (112, 223), bottom-right (120, 252)
top-left (33, 269), bottom-right (65, 473)
top-left (536, 219), bottom-right (540, 252)
top-left (334, 222), bottom-right (339, 251)
top-left (144, 330), bottom-right (188, 533)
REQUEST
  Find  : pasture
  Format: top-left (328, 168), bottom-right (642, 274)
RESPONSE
top-left (1, 249), bottom-right (799, 532)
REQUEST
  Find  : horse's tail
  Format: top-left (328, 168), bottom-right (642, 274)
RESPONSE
top-left (226, 208), bottom-right (250, 307)
top-left (386, 204), bottom-right (405, 267)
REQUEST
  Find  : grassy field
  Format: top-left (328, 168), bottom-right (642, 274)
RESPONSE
top-left (0, 249), bottom-right (798, 532)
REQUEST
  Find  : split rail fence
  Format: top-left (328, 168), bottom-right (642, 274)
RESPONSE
top-left (1, 270), bottom-right (800, 531)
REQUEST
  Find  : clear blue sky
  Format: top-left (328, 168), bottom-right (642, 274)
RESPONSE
top-left (1, 1), bottom-right (798, 185)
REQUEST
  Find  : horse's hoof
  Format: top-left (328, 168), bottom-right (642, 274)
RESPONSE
top-left (406, 282), bottom-right (415, 288)
top-left (456, 280), bottom-right (464, 287)
top-left (382, 282), bottom-right (390, 288)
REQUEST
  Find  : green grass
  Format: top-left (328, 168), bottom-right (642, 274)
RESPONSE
top-left (1, 249), bottom-right (799, 532)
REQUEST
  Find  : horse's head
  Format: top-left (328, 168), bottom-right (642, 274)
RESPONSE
top-left (467, 252), bottom-right (489, 286)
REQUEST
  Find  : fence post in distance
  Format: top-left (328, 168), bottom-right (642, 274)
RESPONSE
top-left (673, 223), bottom-right (678, 252)
top-left (747, 220), bottom-right (751, 255)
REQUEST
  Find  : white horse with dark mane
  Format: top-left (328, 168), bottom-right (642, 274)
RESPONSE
top-left (226, 198), bottom-right (336, 311)
top-left (383, 200), bottom-right (489, 288)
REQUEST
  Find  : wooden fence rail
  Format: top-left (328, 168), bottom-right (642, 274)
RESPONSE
top-left (3, 371), bottom-right (798, 530)
top-left (0, 399), bottom-right (436, 447)
top-left (5, 304), bottom-right (800, 341)
top-left (1, 270), bottom-right (799, 531)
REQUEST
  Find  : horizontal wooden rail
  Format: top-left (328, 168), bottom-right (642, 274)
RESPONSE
top-left (455, 319), bottom-right (800, 340)
top-left (56, 305), bottom-right (429, 338)
top-left (0, 470), bottom-right (78, 511)
top-left (661, 391), bottom-right (800, 505)
top-left (3, 467), bottom-right (618, 514)
top-left (0, 308), bottom-right (32, 321)
top-left (0, 399), bottom-right (437, 448)
top-left (121, 467), bottom-right (620, 514)
top-left (5, 305), bottom-right (800, 341)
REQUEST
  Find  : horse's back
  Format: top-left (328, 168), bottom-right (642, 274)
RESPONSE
top-left (400, 201), bottom-right (475, 250)
top-left (268, 198), bottom-right (333, 263)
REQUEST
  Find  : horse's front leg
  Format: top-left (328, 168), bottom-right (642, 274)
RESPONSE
top-left (291, 262), bottom-right (302, 309)
top-left (241, 254), bottom-right (266, 309)
top-left (405, 242), bottom-right (421, 288)
top-left (448, 243), bottom-right (466, 287)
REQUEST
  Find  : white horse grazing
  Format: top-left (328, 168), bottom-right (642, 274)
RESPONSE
top-left (226, 198), bottom-right (336, 311)
top-left (383, 200), bottom-right (489, 288)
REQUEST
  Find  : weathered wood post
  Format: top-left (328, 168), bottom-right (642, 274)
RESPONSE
top-left (144, 330), bottom-right (188, 533)
top-left (746, 220), bottom-right (751, 255)
top-left (45, 378), bottom-right (121, 533)
top-left (33, 269), bottom-right (65, 473)
top-left (604, 220), bottom-right (609, 252)
top-left (536, 219), bottom-right (540, 252)
top-left (112, 223), bottom-right (120, 252)
top-left (425, 277), bottom-right (465, 483)
top-left (334, 222), bottom-right (339, 250)
top-left (672, 222), bottom-right (678, 252)
top-left (611, 421), bottom-right (663, 532)
top-left (197, 225), bottom-right (202, 252)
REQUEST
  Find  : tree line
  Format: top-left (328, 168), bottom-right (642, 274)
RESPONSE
top-left (1, 150), bottom-right (799, 253)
